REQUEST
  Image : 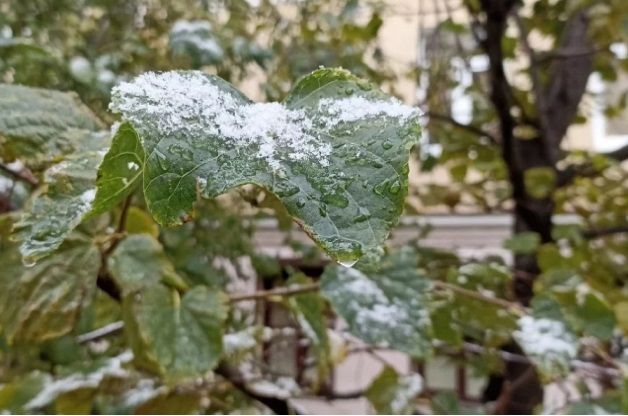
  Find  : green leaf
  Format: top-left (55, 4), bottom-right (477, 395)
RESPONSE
top-left (321, 248), bottom-right (432, 358)
top-left (0, 216), bottom-right (100, 344)
top-left (91, 122), bottom-right (144, 215)
top-left (286, 273), bottom-right (330, 378)
top-left (0, 83), bottom-right (103, 164)
top-left (365, 366), bottom-right (422, 415)
top-left (503, 232), bottom-right (541, 254)
top-left (122, 285), bottom-right (227, 380)
top-left (575, 292), bottom-right (616, 341)
top-left (0, 372), bottom-right (48, 414)
top-left (110, 68), bottom-right (420, 265)
top-left (430, 303), bottom-right (462, 346)
top-left (523, 167), bottom-right (556, 199)
top-left (13, 131), bottom-right (110, 263)
top-left (125, 206), bottom-right (159, 237)
top-left (108, 234), bottom-right (188, 294)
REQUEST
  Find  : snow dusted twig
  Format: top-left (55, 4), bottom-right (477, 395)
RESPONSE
top-left (77, 321), bottom-right (124, 344)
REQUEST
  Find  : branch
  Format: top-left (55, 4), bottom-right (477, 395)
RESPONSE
top-left (513, 10), bottom-right (554, 163)
top-left (557, 143), bottom-right (628, 187)
top-left (433, 280), bottom-right (527, 316)
top-left (534, 46), bottom-right (607, 65)
top-left (440, 341), bottom-right (622, 379)
top-left (425, 111), bottom-right (499, 144)
top-left (605, 143), bottom-right (628, 162)
top-left (229, 282), bottom-right (321, 303)
top-left (583, 225), bottom-right (628, 240)
top-left (543, 9), bottom-right (594, 151)
top-left (0, 163), bottom-right (38, 186)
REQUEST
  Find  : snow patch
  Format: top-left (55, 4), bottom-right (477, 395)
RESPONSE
top-left (514, 316), bottom-right (577, 366)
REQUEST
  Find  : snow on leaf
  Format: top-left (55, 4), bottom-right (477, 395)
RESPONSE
top-left (321, 248), bottom-right (432, 358)
top-left (13, 131), bottom-right (110, 263)
top-left (514, 315), bottom-right (577, 377)
top-left (25, 351), bottom-right (132, 410)
top-left (109, 68), bottom-right (421, 265)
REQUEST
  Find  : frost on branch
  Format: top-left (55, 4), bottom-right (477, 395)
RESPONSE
top-left (108, 68), bottom-right (421, 266)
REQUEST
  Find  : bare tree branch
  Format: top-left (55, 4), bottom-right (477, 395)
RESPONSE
top-left (425, 111), bottom-right (499, 144)
top-left (0, 163), bottom-right (38, 186)
top-left (229, 282), bottom-right (321, 302)
top-left (583, 225), bottom-right (628, 240)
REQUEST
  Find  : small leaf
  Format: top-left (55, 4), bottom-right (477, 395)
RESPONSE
top-left (122, 285), bottom-right (227, 380)
top-left (0, 83), bottom-right (103, 164)
top-left (125, 207), bottom-right (159, 237)
top-left (0, 372), bottom-right (48, 414)
top-left (503, 232), bottom-right (540, 254)
top-left (91, 122), bottom-right (144, 215)
top-left (108, 234), bottom-right (187, 294)
top-left (575, 292), bottom-right (616, 341)
top-left (365, 366), bottom-right (422, 415)
top-left (321, 248), bottom-right (432, 358)
top-left (523, 167), bottom-right (556, 199)
top-left (110, 68), bottom-right (420, 265)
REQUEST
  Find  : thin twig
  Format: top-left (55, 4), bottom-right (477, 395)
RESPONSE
top-left (433, 280), bottom-right (527, 315)
top-left (425, 111), bottom-right (499, 144)
top-left (104, 194), bottom-right (133, 256)
top-left (229, 282), bottom-right (321, 303)
top-left (0, 163), bottom-right (38, 186)
top-left (513, 10), bottom-right (554, 162)
top-left (77, 321), bottom-right (124, 344)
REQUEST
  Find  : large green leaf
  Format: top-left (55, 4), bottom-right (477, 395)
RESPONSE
top-left (0, 83), bottom-right (103, 164)
top-left (91, 122), bottom-right (144, 215)
top-left (0, 215), bottom-right (100, 344)
top-left (13, 131), bottom-right (110, 263)
top-left (108, 234), bottom-right (187, 294)
top-left (365, 366), bottom-right (423, 415)
top-left (109, 68), bottom-right (420, 265)
top-left (321, 248), bottom-right (432, 357)
top-left (122, 285), bottom-right (227, 380)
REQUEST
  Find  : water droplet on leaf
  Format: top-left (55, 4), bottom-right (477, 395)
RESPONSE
top-left (389, 180), bottom-right (401, 194)
top-left (338, 259), bottom-right (358, 267)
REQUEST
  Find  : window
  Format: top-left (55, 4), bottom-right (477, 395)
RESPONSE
top-left (589, 43), bottom-right (628, 153)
